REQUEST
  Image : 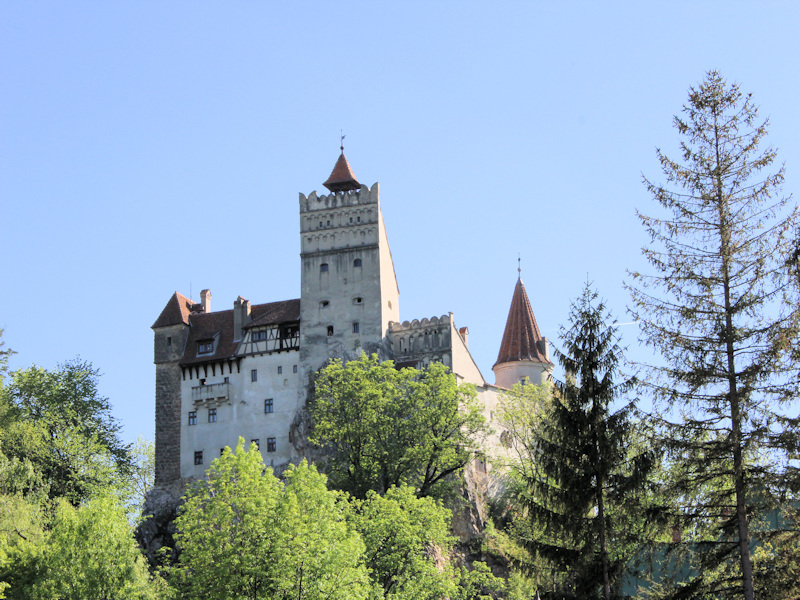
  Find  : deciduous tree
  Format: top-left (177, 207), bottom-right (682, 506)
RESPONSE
top-left (174, 439), bottom-right (368, 600)
top-left (311, 354), bottom-right (487, 498)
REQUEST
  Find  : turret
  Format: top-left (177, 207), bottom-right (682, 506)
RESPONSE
top-left (492, 276), bottom-right (553, 387)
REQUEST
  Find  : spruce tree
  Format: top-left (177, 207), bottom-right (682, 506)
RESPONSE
top-left (510, 284), bottom-right (651, 599)
top-left (628, 71), bottom-right (800, 600)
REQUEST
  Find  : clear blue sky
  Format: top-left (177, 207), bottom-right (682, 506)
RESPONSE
top-left (2, 2), bottom-right (798, 444)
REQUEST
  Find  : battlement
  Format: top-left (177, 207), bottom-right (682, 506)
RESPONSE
top-left (299, 182), bottom-right (380, 213)
top-left (389, 314), bottom-right (452, 332)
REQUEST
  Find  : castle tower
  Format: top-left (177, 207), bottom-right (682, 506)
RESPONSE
top-left (298, 151), bottom-right (400, 373)
top-left (492, 276), bottom-right (553, 387)
top-left (151, 291), bottom-right (194, 486)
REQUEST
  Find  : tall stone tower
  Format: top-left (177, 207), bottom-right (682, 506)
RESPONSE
top-left (298, 151), bottom-right (400, 374)
top-left (151, 292), bottom-right (193, 487)
top-left (492, 276), bottom-right (554, 387)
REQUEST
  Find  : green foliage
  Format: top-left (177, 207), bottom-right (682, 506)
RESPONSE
top-left (3, 493), bottom-right (165, 600)
top-left (1, 360), bottom-right (131, 504)
top-left (354, 485), bottom-right (456, 598)
top-left (311, 354), bottom-right (487, 498)
top-left (499, 285), bottom-right (652, 599)
top-left (0, 330), bottom-right (13, 386)
top-left (353, 484), bottom-right (503, 600)
top-left (174, 439), bottom-right (369, 600)
top-left (629, 71), bottom-right (800, 600)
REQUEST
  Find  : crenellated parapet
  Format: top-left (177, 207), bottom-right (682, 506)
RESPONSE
top-left (387, 315), bottom-right (454, 370)
top-left (299, 183), bottom-right (382, 256)
top-left (299, 182), bottom-right (380, 214)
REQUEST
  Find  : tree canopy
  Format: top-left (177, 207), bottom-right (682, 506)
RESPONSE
top-left (311, 354), bottom-right (487, 498)
top-left (629, 70), bottom-right (800, 600)
top-left (173, 439), bottom-right (369, 600)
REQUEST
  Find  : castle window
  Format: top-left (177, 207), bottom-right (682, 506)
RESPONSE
top-left (319, 221), bottom-right (323, 228)
top-left (198, 340), bottom-right (214, 355)
top-left (251, 439), bottom-right (260, 450)
top-left (208, 408), bottom-right (217, 423)
top-left (352, 322), bottom-right (360, 334)
top-left (194, 451), bottom-right (203, 465)
top-left (327, 326), bottom-right (334, 336)
top-left (293, 365), bottom-right (297, 373)
top-left (353, 258), bottom-right (362, 267)
top-left (251, 369), bottom-right (257, 382)
top-left (277, 366), bottom-right (283, 374)
top-left (188, 411), bottom-right (197, 426)
top-left (357, 216), bottom-right (361, 222)
top-left (320, 263), bottom-right (329, 272)
top-left (354, 297), bottom-right (363, 304)
top-left (220, 448), bottom-right (225, 456)
top-left (224, 376), bottom-right (229, 383)
top-left (253, 330), bottom-right (268, 342)
top-left (326, 220), bottom-right (330, 227)
top-left (350, 217), bottom-right (353, 223)
top-left (265, 398), bottom-right (273, 413)
top-left (267, 437), bottom-right (276, 452)
top-left (167, 336), bottom-right (172, 346)
top-left (320, 300), bottom-right (329, 308)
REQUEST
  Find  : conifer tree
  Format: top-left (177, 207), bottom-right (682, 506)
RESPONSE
top-left (629, 71), bottom-right (800, 600)
top-left (508, 285), bottom-right (651, 600)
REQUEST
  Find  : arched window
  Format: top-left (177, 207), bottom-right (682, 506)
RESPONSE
top-left (320, 263), bottom-right (329, 272)
top-left (353, 258), bottom-right (362, 267)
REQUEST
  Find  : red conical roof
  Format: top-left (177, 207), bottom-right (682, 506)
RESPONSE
top-left (323, 152), bottom-right (361, 192)
top-left (494, 277), bottom-right (552, 367)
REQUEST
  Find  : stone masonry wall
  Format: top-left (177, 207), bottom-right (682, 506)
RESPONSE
top-left (154, 362), bottom-right (182, 486)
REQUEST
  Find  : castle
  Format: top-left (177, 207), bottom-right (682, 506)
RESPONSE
top-left (152, 151), bottom-right (553, 486)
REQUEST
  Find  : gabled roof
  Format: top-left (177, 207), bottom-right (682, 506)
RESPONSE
top-left (246, 299), bottom-right (301, 329)
top-left (323, 152), bottom-right (360, 192)
top-left (494, 277), bottom-right (552, 367)
top-left (152, 292), bottom-right (195, 329)
top-left (180, 298), bottom-right (300, 366)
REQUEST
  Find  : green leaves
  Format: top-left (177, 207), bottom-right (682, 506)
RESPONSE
top-left (311, 354), bottom-right (487, 499)
top-left (174, 439), bottom-right (369, 600)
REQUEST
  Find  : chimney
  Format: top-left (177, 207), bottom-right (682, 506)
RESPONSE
top-left (459, 326), bottom-right (469, 349)
top-left (233, 296), bottom-right (251, 342)
top-left (538, 337), bottom-right (550, 361)
top-left (200, 289), bottom-right (211, 313)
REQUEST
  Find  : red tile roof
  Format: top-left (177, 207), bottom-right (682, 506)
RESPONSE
top-left (323, 153), bottom-right (361, 192)
top-left (180, 298), bottom-right (300, 366)
top-left (152, 292), bottom-right (195, 329)
top-left (494, 278), bottom-right (552, 367)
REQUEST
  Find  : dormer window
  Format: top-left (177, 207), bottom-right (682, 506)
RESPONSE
top-left (320, 263), bottom-right (329, 272)
top-left (252, 329), bottom-right (268, 342)
top-left (198, 340), bottom-right (214, 355)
